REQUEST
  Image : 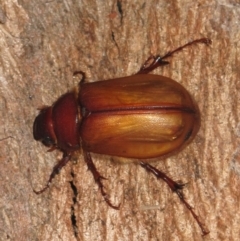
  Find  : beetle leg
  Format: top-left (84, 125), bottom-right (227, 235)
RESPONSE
top-left (0, 136), bottom-right (14, 141)
top-left (137, 55), bottom-right (170, 74)
top-left (73, 70), bottom-right (86, 84)
top-left (140, 161), bottom-right (209, 236)
top-left (84, 152), bottom-right (120, 210)
top-left (33, 152), bottom-right (72, 194)
top-left (160, 38), bottom-right (211, 61)
top-left (137, 38), bottom-right (211, 74)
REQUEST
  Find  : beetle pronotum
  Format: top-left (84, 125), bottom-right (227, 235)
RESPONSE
top-left (33, 38), bottom-right (211, 235)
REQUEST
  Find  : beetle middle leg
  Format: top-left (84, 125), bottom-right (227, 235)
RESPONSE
top-left (84, 152), bottom-right (120, 210)
top-left (140, 161), bottom-right (209, 236)
top-left (137, 38), bottom-right (211, 74)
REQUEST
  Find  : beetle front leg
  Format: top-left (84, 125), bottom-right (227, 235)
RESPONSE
top-left (73, 70), bottom-right (86, 84)
top-left (84, 152), bottom-right (120, 210)
top-left (33, 152), bottom-right (72, 194)
top-left (140, 161), bottom-right (209, 236)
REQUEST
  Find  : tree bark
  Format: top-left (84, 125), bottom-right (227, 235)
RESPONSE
top-left (0, 0), bottom-right (239, 240)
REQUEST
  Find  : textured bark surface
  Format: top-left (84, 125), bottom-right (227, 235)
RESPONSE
top-left (0, 0), bottom-right (239, 240)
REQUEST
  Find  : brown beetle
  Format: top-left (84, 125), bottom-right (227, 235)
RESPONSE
top-left (33, 38), bottom-right (211, 235)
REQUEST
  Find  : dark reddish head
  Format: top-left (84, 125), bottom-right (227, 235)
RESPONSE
top-left (33, 91), bottom-right (80, 152)
top-left (33, 106), bottom-right (57, 147)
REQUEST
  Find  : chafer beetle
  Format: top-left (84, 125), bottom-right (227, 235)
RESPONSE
top-left (33, 38), bottom-right (211, 235)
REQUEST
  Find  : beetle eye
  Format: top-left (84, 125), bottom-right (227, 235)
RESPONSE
top-left (41, 136), bottom-right (56, 147)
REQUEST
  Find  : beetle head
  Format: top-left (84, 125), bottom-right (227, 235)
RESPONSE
top-left (33, 92), bottom-right (80, 152)
top-left (33, 107), bottom-right (57, 148)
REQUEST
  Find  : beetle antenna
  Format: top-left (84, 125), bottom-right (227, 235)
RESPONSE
top-left (84, 152), bottom-right (120, 210)
top-left (140, 161), bottom-right (210, 236)
top-left (33, 152), bottom-right (72, 194)
top-left (137, 38), bottom-right (211, 74)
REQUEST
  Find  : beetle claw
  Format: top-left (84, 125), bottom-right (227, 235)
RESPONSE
top-left (174, 181), bottom-right (186, 190)
top-left (73, 70), bottom-right (86, 83)
top-left (99, 175), bottom-right (108, 181)
top-left (33, 183), bottom-right (50, 194)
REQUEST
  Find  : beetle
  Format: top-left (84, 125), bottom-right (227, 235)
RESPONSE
top-left (33, 38), bottom-right (211, 235)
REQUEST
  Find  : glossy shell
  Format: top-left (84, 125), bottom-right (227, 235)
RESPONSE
top-left (79, 74), bottom-right (200, 159)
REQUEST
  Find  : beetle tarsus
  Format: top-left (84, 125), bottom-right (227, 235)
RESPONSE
top-left (33, 183), bottom-right (50, 194)
top-left (137, 38), bottom-right (211, 74)
top-left (0, 136), bottom-right (14, 141)
top-left (84, 152), bottom-right (120, 210)
top-left (174, 188), bottom-right (210, 236)
top-left (160, 38), bottom-right (211, 61)
top-left (33, 152), bottom-right (72, 194)
top-left (139, 161), bottom-right (209, 236)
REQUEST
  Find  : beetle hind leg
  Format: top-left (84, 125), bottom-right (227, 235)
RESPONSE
top-left (137, 55), bottom-right (169, 74)
top-left (140, 161), bottom-right (209, 236)
top-left (137, 38), bottom-right (211, 75)
top-left (84, 152), bottom-right (120, 210)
